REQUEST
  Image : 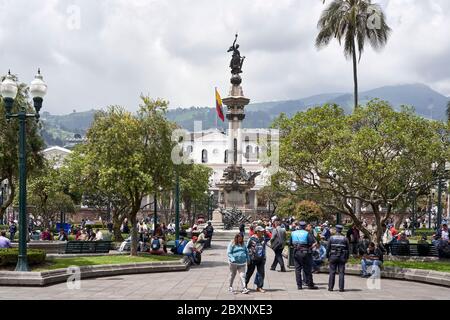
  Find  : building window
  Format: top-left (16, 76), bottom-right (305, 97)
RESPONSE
top-left (256, 146), bottom-right (260, 159)
top-left (234, 139), bottom-right (238, 164)
top-left (224, 150), bottom-right (228, 164)
top-left (202, 149), bottom-right (208, 163)
top-left (245, 145), bottom-right (251, 161)
top-left (187, 145), bottom-right (193, 153)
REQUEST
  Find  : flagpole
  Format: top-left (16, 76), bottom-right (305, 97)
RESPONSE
top-left (215, 87), bottom-right (218, 129)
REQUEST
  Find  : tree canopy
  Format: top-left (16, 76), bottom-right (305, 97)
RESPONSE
top-left (273, 100), bottom-right (450, 242)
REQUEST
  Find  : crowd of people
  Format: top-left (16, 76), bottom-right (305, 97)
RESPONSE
top-left (224, 217), bottom-right (450, 294)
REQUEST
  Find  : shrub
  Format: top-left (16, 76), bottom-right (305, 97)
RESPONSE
top-left (0, 248), bottom-right (47, 266)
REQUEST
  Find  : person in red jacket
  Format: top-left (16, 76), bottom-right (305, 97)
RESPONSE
top-left (40, 229), bottom-right (52, 241)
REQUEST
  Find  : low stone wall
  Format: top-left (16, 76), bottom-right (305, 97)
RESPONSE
top-left (0, 257), bottom-right (190, 287)
top-left (317, 264), bottom-right (450, 288)
top-left (10, 241), bottom-right (66, 254)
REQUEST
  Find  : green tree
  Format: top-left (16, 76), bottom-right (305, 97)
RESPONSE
top-left (64, 96), bottom-right (176, 255)
top-left (274, 100), bottom-right (449, 242)
top-left (27, 160), bottom-right (76, 229)
top-left (0, 74), bottom-right (45, 222)
top-left (296, 200), bottom-right (324, 223)
top-left (316, 0), bottom-right (391, 111)
top-left (179, 164), bottom-right (213, 226)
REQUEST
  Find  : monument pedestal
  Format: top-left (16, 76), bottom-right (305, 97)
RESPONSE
top-left (211, 209), bottom-right (224, 230)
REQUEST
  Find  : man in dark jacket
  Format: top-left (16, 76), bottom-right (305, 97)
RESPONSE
top-left (270, 220), bottom-right (286, 272)
top-left (346, 225), bottom-right (360, 255)
top-left (327, 225), bottom-right (349, 292)
top-left (204, 221), bottom-right (214, 249)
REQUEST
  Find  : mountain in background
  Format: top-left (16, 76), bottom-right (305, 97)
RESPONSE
top-left (40, 84), bottom-right (449, 147)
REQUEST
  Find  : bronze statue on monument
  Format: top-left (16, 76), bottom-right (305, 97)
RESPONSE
top-left (227, 34), bottom-right (246, 75)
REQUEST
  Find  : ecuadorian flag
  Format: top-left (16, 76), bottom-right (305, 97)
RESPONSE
top-left (215, 87), bottom-right (225, 122)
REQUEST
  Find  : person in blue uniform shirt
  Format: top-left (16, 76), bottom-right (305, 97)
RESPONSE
top-left (289, 221), bottom-right (318, 290)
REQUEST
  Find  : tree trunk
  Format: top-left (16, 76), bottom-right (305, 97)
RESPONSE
top-left (112, 214), bottom-right (124, 242)
top-left (352, 38), bottom-right (359, 112)
top-left (130, 213), bottom-right (138, 256)
top-left (0, 182), bottom-right (15, 223)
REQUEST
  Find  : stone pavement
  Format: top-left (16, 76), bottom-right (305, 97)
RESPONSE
top-left (0, 241), bottom-right (449, 300)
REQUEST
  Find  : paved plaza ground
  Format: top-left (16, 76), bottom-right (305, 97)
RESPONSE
top-left (0, 240), bottom-right (449, 300)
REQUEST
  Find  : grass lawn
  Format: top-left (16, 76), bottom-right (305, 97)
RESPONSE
top-left (33, 254), bottom-right (181, 272)
top-left (347, 258), bottom-right (450, 273)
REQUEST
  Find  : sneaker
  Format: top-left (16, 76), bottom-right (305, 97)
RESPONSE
top-left (241, 288), bottom-right (250, 294)
top-left (228, 287), bottom-right (234, 294)
top-left (256, 288), bottom-right (266, 293)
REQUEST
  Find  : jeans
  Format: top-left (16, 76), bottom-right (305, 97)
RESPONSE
top-left (361, 259), bottom-right (383, 276)
top-left (246, 259), bottom-right (266, 289)
top-left (229, 263), bottom-right (246, 289)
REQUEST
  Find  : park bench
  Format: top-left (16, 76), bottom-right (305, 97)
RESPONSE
top-left (65, 241), bottom-right (112, 254)
top-left (387, 243), bottom-right (439, 257)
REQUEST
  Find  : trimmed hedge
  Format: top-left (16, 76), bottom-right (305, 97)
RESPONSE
top-left (0, 248), bottom-right (47, 266)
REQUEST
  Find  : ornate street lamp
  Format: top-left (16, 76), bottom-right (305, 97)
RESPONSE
top-left (175, 173), bottom-right (180, 241)
top-left (1, 70), bottom-right (47, 272)
top-left (153, 186), bottom-right (163, 230)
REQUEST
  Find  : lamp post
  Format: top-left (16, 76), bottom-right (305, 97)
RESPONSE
top-left (428, 194), bottom-right (433, 230)
top-left (175, 173), bottom-right (180, 241)
top-left (435, 162), bottom-right (450, 232)
top-left (205, 190), bottom-right (214, 221)
top-left (1, 70), bottom-right (47, 272)
top-left (153, 186), bottom-right (163, 231)
top-left (437, 178), bottom-right (443, 232)
top-left (336, 212), bottom-right (342, 226)
top-left (411, 191), bottom-right (417, 236)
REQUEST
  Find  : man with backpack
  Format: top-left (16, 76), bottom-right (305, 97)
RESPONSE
top-left (245, 226), bottom-right (267, 293)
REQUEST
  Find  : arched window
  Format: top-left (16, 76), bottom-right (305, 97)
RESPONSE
top-left (233, 139), bottom-right (238, 164)
top-left (224, 150), bottom-right (228, 164)
top-left (245, 145), bottom-right (251, 161)
top-left (202, 149), bottom-right (208, 163)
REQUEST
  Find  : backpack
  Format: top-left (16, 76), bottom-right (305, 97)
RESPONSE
top-left (176, 240), bottom-right (187, 255)
top-left (250, 238), bottom-right (265, 261)
top-left (151, 238), bottom-right (161, 251)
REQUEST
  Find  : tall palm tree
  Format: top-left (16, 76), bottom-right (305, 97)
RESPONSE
top-left (316, 0), bottom-right (391, 111)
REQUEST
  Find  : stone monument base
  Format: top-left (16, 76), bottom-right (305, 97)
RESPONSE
top-left (211, 209), bottom-right (224, 230)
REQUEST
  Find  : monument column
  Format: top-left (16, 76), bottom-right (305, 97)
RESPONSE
top-left (237, 121), bottom-right (243, 166)
top-left (228, 119), bottom-right (233, 165)
top-left (215, 34), bottom-right (261, 230)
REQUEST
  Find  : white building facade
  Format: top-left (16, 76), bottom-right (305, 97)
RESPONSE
top-left (182, 128), bottom-right (278, 214)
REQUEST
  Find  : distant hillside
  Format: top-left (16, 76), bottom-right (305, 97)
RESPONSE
top-left (39, 84), bottom-right (450, 147)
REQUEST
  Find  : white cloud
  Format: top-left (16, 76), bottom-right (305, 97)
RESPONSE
top-left (0, 0), bottom-right (449, 114)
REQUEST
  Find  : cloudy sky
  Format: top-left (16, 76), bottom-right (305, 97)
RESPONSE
top-left (1, 0), bottom-right (449, 114)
